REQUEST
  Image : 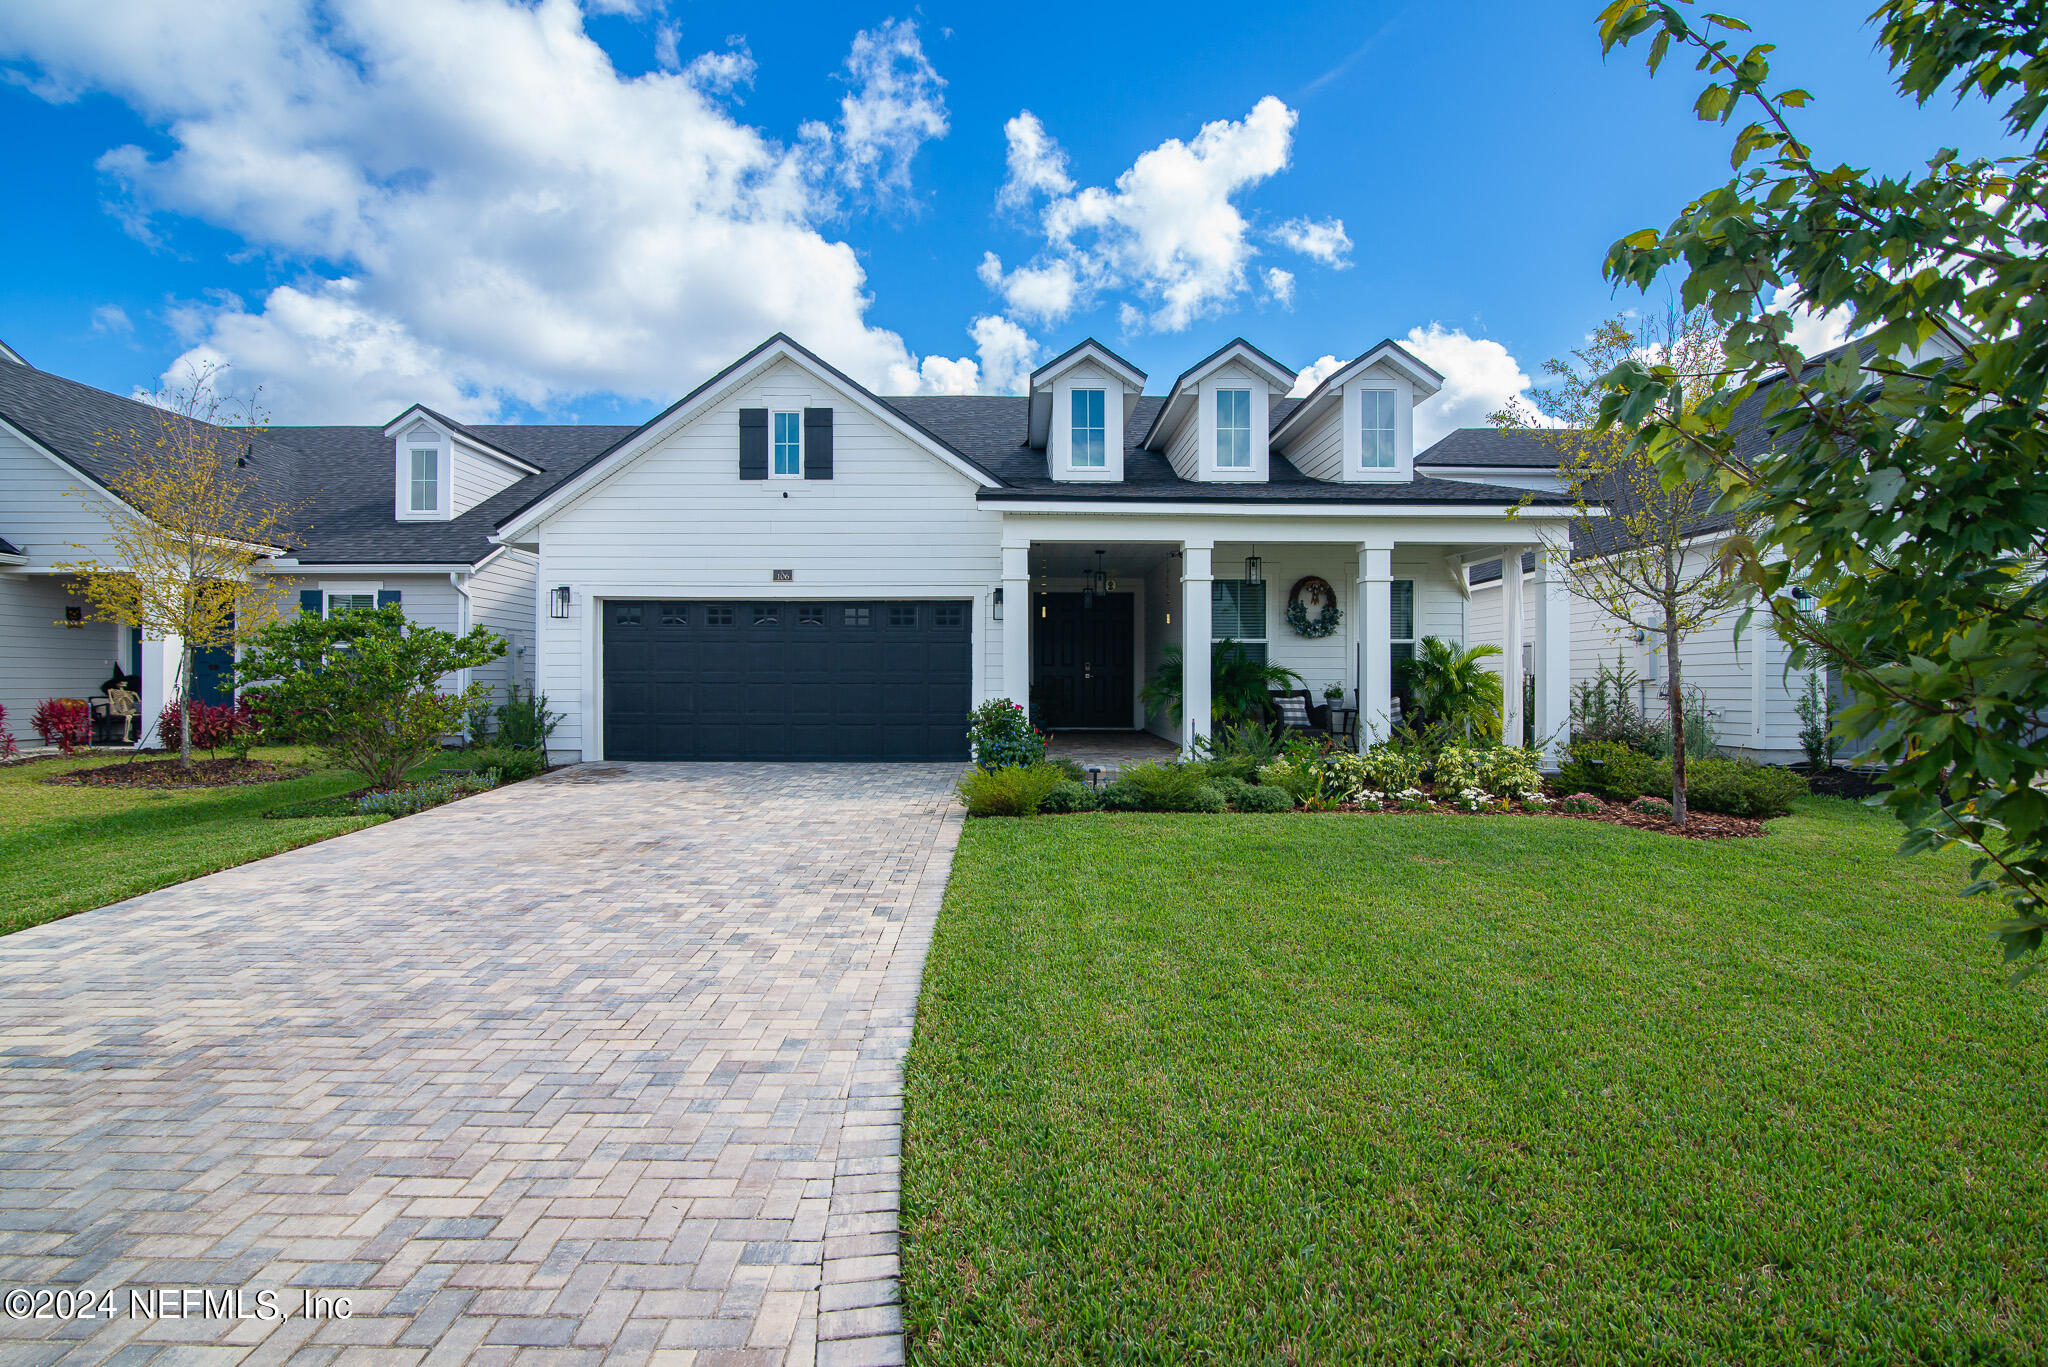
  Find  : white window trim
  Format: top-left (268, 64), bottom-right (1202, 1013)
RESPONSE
top-left (1360, 389), bottom-right (1399, 471)
top-left (408, 446), bottom-right (440, 513)
top-left (770, 410), bottom-right (804, 479)
top-left (321, 582), bottom-right (383, 618)
top-left (1214, 388), bottom-right (1253, 469)
top-left (395, 430), bottom-right (452, 521)
top-left (1069, 388), bottom-right (1107, 469)
top-left (1212, 577), bottom-right (1268, 657)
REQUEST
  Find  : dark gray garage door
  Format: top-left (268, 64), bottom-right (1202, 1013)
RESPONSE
top-left (603, 599), bottom-right (973, 761)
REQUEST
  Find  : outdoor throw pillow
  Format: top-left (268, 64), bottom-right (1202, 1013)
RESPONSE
top-left (1274, 695), bottom-right (1309, 728)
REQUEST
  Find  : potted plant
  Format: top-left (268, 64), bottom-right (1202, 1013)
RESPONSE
top-left (1322, 682), bottom-right (1346, 706)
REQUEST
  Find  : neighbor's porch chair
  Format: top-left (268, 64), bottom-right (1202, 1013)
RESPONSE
top-left (90, 687), bottom-right (139, 744)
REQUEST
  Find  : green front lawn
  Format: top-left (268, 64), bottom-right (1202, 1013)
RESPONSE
top-left (0, 746), bottom-right (391, 936)
top-left (904, 800), bottom-right (2047, 1365)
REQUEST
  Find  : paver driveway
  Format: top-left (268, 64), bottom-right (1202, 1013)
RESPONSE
top-left (0, 763), bottom-right (964, 1367)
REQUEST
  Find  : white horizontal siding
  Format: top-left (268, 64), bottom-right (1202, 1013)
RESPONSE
top-left (466, 549), bottom-right (539, 706)
top-left (450, 445), bottom-right (524, 518)
top-left (533, 356), bottom-right (1003, 759)
top-left (1277, 405), bottom-right (1343, 481)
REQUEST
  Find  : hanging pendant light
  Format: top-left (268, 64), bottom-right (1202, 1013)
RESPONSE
top-left (1244, 549), bottom-right (1264, 585)
top-left (1084, 549), bottom-right (1111, 604)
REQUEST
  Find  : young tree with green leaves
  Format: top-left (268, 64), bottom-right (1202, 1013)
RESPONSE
top-left (1494, 308), bottom-right (1750, 826)
top-left (1595, 0), bottom-right (2048, 972)
top-left (55, 366), bottom-right (299, 767)
top-left (239, 604), bottom-right (506, 790)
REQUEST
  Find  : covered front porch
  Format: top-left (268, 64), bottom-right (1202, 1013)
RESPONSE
top-left (997, 513), bottom-right (1575, 764)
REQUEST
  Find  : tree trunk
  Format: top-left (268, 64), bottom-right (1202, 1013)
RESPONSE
top-left (1666, 617), bottom-right (1687, 827)
top-left (177, 644), bottom-right (193, 769)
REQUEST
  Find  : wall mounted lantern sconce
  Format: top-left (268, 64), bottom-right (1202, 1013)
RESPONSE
top-left (992, 587), bottom-right (1004, 621)
top-left (549, 585), bottom-right (572, 619)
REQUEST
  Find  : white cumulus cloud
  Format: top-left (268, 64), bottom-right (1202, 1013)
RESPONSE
top-left (0, 0), bottom-right (970, 419)
top-left (1767, 284), bottom-right (1857, 355)
top-left (1264, 267), bottom-right (1295, 307)
top-left (1289, 354), bottom-right (1344, 396)
top-left (1270, 216), bottom-right (1351, 267)
top-left (997, 110), bottom-right (1072, 209)
top-left (981, 95), bottom-right (1309, 333)
top-left (1400, 323), bottom-right (1538, 452)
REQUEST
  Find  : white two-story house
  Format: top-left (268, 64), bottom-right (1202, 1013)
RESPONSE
top-left (1, 332), bottom-right (1581, 763)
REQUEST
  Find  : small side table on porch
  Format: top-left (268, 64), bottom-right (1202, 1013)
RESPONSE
top-left (1326, 705), bottom-right (1359, 749)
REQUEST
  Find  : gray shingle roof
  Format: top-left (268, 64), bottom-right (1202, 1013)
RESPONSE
top-left (266, 424), bottom-right (634, 564)
top-left (882, 393), bottom-right (1573, 506)
top-left (1418, 427), bottom-right (1570, 468)
top-left (0, 361), bottom-right (631, 566)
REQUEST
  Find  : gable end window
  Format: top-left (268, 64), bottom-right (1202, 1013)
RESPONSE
top-left (772, 412), bottom-right (802, 476)
top-left (408, 447), bottom-right (439, 511)
top-left (1070, 389), bottom-right (1106, 468)
top-left (1361, 391), bottom-right (1398, 470)
top-left (1215, 389), bottom-right (1252, 468)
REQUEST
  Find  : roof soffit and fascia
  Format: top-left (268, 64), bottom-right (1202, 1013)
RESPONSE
top-left (1025, 338), bottom-right (1148, 449)
top-left (383, 404), bottom-right (544, 476)
top-left (1138, 338), bottom-right (1296, 451)
top-left (1269, 339), bottom-right (1446, 447)
top-left (494, 333), bottom-right (1000, 541)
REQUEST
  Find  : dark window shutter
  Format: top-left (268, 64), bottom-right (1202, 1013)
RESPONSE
top-left (298, 589), bottom-right (323, 616)
top-left (377, 590), bottom-right (402, 609)
top-left (804, 407), bottom-right (833, 480)
top-left (739, 407), bottom-right (768, 480)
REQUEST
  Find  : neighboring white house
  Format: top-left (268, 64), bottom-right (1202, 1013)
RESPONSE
top-left (1, 331), bottom-right (1587, 763)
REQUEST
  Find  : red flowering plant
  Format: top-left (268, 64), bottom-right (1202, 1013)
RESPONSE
top-left (31, 698), bottom-right (92, 754)
top-left (0, 703), bottom-right (19, 759)
top-left (156, 699), bottom-right (262, 759)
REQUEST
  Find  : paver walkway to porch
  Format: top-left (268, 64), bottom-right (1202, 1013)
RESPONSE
top-left (0, 762), bottom-right (964, 1367)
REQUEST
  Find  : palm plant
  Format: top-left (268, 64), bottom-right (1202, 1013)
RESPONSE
top-left (1398, 636), bottom-right (1504, 743)
top-left (1141, 640), bottom-right (1304, 726)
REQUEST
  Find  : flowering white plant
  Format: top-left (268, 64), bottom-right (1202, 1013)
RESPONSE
top-left (1448, 786), bottom-right (1496, 813)
top-left (1395, 787), bottom-right (1433, 811)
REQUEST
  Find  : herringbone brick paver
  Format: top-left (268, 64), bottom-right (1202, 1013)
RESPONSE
top-left (0, 763), bottom-right (959, 1367)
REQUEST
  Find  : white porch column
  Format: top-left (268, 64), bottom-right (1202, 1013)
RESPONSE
top-left (138, 631), bottom-right (181, 749)
top-left (1181, 541), bottom-right (1214, 754)
top-left (1533, 544), bottom-right (1571, 767)
top-left (1500, 545), bottom-right (1527, 747)
top-left (1357, 542), bottom-right (1393, 743)
top-left (1001, 542), bottom-right (1031, 712)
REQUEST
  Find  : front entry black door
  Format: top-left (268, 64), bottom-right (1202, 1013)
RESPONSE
top-left (1033, 592), bottom-right (1135, 729)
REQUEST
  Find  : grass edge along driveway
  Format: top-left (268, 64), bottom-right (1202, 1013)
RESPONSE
top-left (902, 799), bottom-right (2047, 1366)
top-left (4, 746), bottom-right (390, 936)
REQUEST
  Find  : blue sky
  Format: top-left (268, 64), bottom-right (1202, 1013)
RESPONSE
top-left (0, 0), bottom-right (2019, 440)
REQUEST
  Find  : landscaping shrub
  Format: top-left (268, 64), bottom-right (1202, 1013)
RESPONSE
top-left (494, 684), bottom-right (562, 751)
top-left (0, 703), bottom-right (19, 759)
top-left (1631, 795), bottom-right (1675, 819)
top-left (31, 698), bottom-right (91, 753)
top-left (1190, 720), bottom-right (1286, 782)
top-left (357, 774), bottom-right (491, 817)
top-left (461, 745), bottom-right (548, 782)
top-left (1234, 783), bottom-right (1293, 813)
top-left (1435, 745), bottom-right (1545, 801)
top-left (1207, 775), bottom-right (1251, 810)
top-left (1109, 762), bottom-right (1229, 813)
top-left (1558, 792), bottom-right (1602, 814)
top-left (967, 698), bottom-right (1045, 771)
top-left (1039, 780), bottom-right (1099, 814)
top-left (1049, 755), bottom-right (1088, 783)
top-left (1344, 745), bottom-right (1427, 795)
top-left (1687, 757), bottom-right (1810, 818)
top-left (956, 762), bottom-right (1067, 817)
top-left (1559, 739), bottom-right (1664, 803)
top-left (1099, 779), bottom-right (1146, 812)
top-left (1563, 740), bottom-right (1808, 818)
top-left (156, 699), bottom-right (260, 758)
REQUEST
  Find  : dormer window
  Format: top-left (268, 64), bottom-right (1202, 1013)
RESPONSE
top-left (1071, 390), bottom-right (1106, 468)
top-left (1361, 391), bottom-right (1399, 470)
top-left (408, 447), bottom-right (439, 512)
top-left (1216, 389), bottom-right (1252, 468)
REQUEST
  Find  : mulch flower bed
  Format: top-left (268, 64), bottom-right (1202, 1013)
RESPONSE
top-left (1317, 793), bottom-right (1767, 839)
top-left (39, 757), bottom-right (309, 789)
top-left (1800, 765), bottom-right (1888, 800)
